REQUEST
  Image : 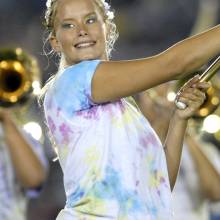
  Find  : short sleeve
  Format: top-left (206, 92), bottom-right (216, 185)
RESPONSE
top-left (51, 60), bottom-right (101, 115)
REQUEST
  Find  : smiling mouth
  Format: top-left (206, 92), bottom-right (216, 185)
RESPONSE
top-left (74, 41), bottom-right (96, 49)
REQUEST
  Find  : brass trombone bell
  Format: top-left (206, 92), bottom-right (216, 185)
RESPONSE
top-left (0, 47), bottom-right (41, 107)
top-left (0, 60), bottom-right (32, 105)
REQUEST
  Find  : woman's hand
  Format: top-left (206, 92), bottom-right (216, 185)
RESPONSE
top-left (174, 76), bottom-right (211, 120)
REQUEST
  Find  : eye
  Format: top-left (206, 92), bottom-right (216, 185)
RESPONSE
top-left (86, 16), bottom-right (97, 24)
top-left (61, 23), bottom-right (76, 29)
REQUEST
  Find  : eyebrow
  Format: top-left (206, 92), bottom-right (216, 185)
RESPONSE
top-left (85, 12), bottom-right (97, 17)
top-left (62, 12), bottom-right (97, 22)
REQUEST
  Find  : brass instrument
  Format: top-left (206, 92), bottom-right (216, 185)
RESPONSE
top-left (199, 56), bottom-right (220, 82)
top-left (0, 48), bottom-right (41, 107)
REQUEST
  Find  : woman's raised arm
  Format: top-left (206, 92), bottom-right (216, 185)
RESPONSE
top-left (92, 25), bottom-right (220, 103)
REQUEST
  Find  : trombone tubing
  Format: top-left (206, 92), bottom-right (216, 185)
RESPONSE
top-left (199, 56), bottom-right (220, 82)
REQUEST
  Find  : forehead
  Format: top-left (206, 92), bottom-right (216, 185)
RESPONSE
top-left (56, 0), bottom-right (99, 19)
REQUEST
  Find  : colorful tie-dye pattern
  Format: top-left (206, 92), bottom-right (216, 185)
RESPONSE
top-left (44, 60), bottom-right (172, 220)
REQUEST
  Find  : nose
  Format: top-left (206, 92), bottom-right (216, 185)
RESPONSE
top-left (78, 25), bottom-right (88, 37)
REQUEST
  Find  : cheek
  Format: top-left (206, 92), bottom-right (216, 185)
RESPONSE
top-left (56, 31), bottom-right (75, 46)
top-left (91, 23), bottom-right (107, 37)
top-left (95, 26), bottom-right (107, 47)
top-left (100, 24), bottom-right (107, 38)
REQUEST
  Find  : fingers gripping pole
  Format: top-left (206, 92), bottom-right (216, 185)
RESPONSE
top-left (175, 55), bottom-right (220, 110)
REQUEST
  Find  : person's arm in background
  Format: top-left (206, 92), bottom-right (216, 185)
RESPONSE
top-left (0, 109), bottom-right (47, 188)
top-left (185, 133), bottom-right (220, 201)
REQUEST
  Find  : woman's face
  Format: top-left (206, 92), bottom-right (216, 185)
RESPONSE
top-left (50, 0), bottom-right (108, 66)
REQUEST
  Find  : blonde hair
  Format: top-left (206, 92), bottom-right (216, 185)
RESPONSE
top-left (40, 0), bottom-right (119, 101)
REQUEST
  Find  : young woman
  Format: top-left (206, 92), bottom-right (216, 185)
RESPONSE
top-left (41, 0), bottom-right (219, 219)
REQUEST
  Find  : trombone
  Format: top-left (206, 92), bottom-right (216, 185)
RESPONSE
top-left (0, 48), bottom-right (41, 107)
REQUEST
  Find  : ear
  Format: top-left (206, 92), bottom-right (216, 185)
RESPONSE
top-left (49, 35), bottom-right (61, 53)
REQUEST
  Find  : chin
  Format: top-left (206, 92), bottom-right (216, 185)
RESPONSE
top-left (79, 53), bottom-right (101, 61)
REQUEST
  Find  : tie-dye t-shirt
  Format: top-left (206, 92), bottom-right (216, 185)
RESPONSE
top-left (44, 60), bottom-right (172, 220)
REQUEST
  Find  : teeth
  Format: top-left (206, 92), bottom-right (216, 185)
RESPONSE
top-left (76, 42), bottom-right (95, 48)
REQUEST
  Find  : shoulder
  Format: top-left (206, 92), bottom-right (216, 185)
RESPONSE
top-left (44, 60), bottom-right (102, 114)
top-left (62, 60), bottom-right (101, 76)
top-left (52, 60), bottom-right (101, 91)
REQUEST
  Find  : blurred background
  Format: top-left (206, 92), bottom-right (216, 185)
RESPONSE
top-left (0, 0), bottom-right (220, 219)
